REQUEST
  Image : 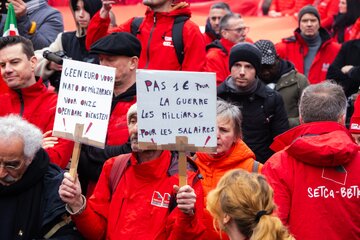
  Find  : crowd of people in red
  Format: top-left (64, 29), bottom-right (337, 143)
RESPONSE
top-left (0, 0), bottom-right (359, 239)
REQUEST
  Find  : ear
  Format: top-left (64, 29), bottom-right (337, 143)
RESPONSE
top-left (223, 213), bottom-right (231, 225)
top-left (129, 56), bottom-right (138, 71)
top-left (338, 113), bottom-right (346, 125)
top-left (30, 55), bottom-right (37, 72)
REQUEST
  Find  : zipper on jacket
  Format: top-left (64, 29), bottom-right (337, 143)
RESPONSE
top-left (144, 14), bottom-right (157, 69)
top-left (16, 90), bottom-right (25, 116)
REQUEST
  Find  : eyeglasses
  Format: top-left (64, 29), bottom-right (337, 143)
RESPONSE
top-left (0, 160), bottom-right (24, 171)
top-left (225, 27), bottom-right (249, 34)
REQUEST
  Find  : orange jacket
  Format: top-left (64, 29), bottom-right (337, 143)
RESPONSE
top-left (195, 140), bottom-right (262, 240)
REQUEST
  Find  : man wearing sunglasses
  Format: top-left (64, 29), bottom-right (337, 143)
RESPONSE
top-left (0, 115), bottom-right (83, 239)
top-left (205, 13), bottom-right (252, 85)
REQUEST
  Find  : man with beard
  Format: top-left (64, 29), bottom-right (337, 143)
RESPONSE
top-left (59, 103), bottom-right (206, 239)
top-left (0, 115), bottom-right (82, 239)
top-left (255, 39), bottom-right (309, 127)
top-left (217, 42), bottom-right (289, 164)
top-left (85, 0), bottom-right (206, 71)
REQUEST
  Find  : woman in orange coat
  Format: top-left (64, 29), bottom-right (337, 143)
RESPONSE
top-left (194, 99), bottom-right (262, 240)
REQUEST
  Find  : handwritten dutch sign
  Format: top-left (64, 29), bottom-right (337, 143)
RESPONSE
top-left (53, 59), bottom-right (115, 148)
top-left (136, 70), bottom-right (217, 153)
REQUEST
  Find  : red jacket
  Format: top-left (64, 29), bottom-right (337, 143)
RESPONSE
top-left (73, 151), bottom-right (206, 240)
top-left (276, 28), bottom-right (340, 84)
top-left (86, 7), bottom-right (206, 71)
top-left (316, 0), bottom-right (339, 30)
top-left (195, 140), bottom-right (261, 240)
top-left (270, 0), bottom-right (311, 15)
top-left (0, 79), bottom-right (73, 168)
top-left (262, 122), bottom-right (360, 240)
top-left (205, 38), bottom-right (234, 85)
top-left (350, 18), bottom-right (360, 40)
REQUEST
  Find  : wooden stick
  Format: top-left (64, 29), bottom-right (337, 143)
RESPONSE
top-left (69, 123), bottom-right (84, 178)
top-left (178, 151), bottom-right (187, 187)
top-left (69, 142), bottom-right (81, 178)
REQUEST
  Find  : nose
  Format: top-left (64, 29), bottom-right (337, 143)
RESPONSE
top-left (239, 66), bottom-right (245, 75)
top-left (4, 63), bottom-right (13, 73)
top-left (0, 166), bottom-right (8, 178)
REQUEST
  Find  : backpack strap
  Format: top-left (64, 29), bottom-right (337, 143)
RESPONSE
top-left (109, 153), bottom-right (132, 195)
top-left (172, 15), bottom-right (189, 67)
top-left (130, 17), bottom-right (144, 36)
top-left (252, 160), bottom-right (260, 173)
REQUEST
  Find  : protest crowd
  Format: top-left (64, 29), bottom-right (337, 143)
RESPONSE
top-left (0, 0), bottom-right (359, 239)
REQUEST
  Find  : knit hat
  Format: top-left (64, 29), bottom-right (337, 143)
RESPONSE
top-left (229, 42), bottom-right (262, 73)
top-left (298, 5), bottom-right (321, 25)
top-left (90, 32), bottom-right (142, 57)
top-left (254, 40), bottom-right (277, 65)
top-left (127, 103), bottom-right (137, 125)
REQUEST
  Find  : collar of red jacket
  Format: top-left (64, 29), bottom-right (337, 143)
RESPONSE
top-left (9, 78), bottom-right (48, 97)
top-left (271, 121), bottom-right (359, 167)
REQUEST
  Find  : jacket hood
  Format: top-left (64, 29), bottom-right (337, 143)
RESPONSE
top-left (145, 2), bottom-right (192, 18)
top-left (271, 121), bottom-right (359, 167)
top-left (204, 18), bottom-right (220, 40)
top-left (278, 59), bottom-right (295, 76)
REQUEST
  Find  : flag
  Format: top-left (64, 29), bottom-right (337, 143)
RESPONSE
top-left (3, 3), bottom-right (18, 37)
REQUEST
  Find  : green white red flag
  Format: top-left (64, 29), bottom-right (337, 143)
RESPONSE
top-left (3, 3), bottom-right (18, 37)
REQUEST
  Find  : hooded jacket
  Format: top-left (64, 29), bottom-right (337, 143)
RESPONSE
top-left (73, 150), bottom-right (205, 240)
top-left (262, 122), bottom-right (360, 240)
top-left (275, 28), bottom-right (340, 84)
top-left (86, 5), bottom-right (205, 71)
top-left (218, 78), bottom-right (289, 163)
top-left (195, 140), bottom-right (261, 240)
top-left (202, 18), bottom-right (220, 46)
top-left (269, 59), bottom-right (309, 127)
top-left (0, 79), bottom-right (73, 168)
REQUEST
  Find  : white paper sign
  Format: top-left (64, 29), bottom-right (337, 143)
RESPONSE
top-left (136, 70), bottom-right (217, 152)
top-left (53, 59), bottom-right (115, 148)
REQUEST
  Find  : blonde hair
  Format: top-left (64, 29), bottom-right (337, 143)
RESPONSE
top-left (207, 169), bottom-right (293, 240)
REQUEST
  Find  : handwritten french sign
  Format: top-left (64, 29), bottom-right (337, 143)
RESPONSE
top-left (136, 70), bottom-right (217, 153)
top-left (53, 59), bottom-right (115, 148)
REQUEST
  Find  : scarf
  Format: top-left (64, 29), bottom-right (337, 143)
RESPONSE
top-left (226, 77), bottom-right (259, 95)
top-left (0, 149), bottom-right (49, 240)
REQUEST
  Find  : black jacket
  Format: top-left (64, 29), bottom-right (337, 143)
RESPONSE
top-left (327, 39), bottom-right (360, 97)
top-left (217, 78), bottom-right (289, 163)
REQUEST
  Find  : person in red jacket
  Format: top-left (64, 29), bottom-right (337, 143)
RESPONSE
top-left (86, 0), bottom-right (206, 71)
top-left (59, 103), bottom-right (206, 240)
top-left (314, 0), bottom-right (339, 30)
top-left (205, 13), bottom-right (252, 85)
top-left (268, 0), bottom-right (311, 17)
top-left (276, 5), bottom-right (340, 84)
top-left (78, 32), bottom-right (139, 196)
top-left (202, 2), bottom-right (232, 46)
top-left (263, 82), bottom-right (360, 240)
top-left (0, 35), bottom-right (73, 169)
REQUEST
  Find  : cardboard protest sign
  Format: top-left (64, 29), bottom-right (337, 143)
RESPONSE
top-left (136, 70), bottom-right (217, 153)
top-left (53, 59), bottom-right (115, 149)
